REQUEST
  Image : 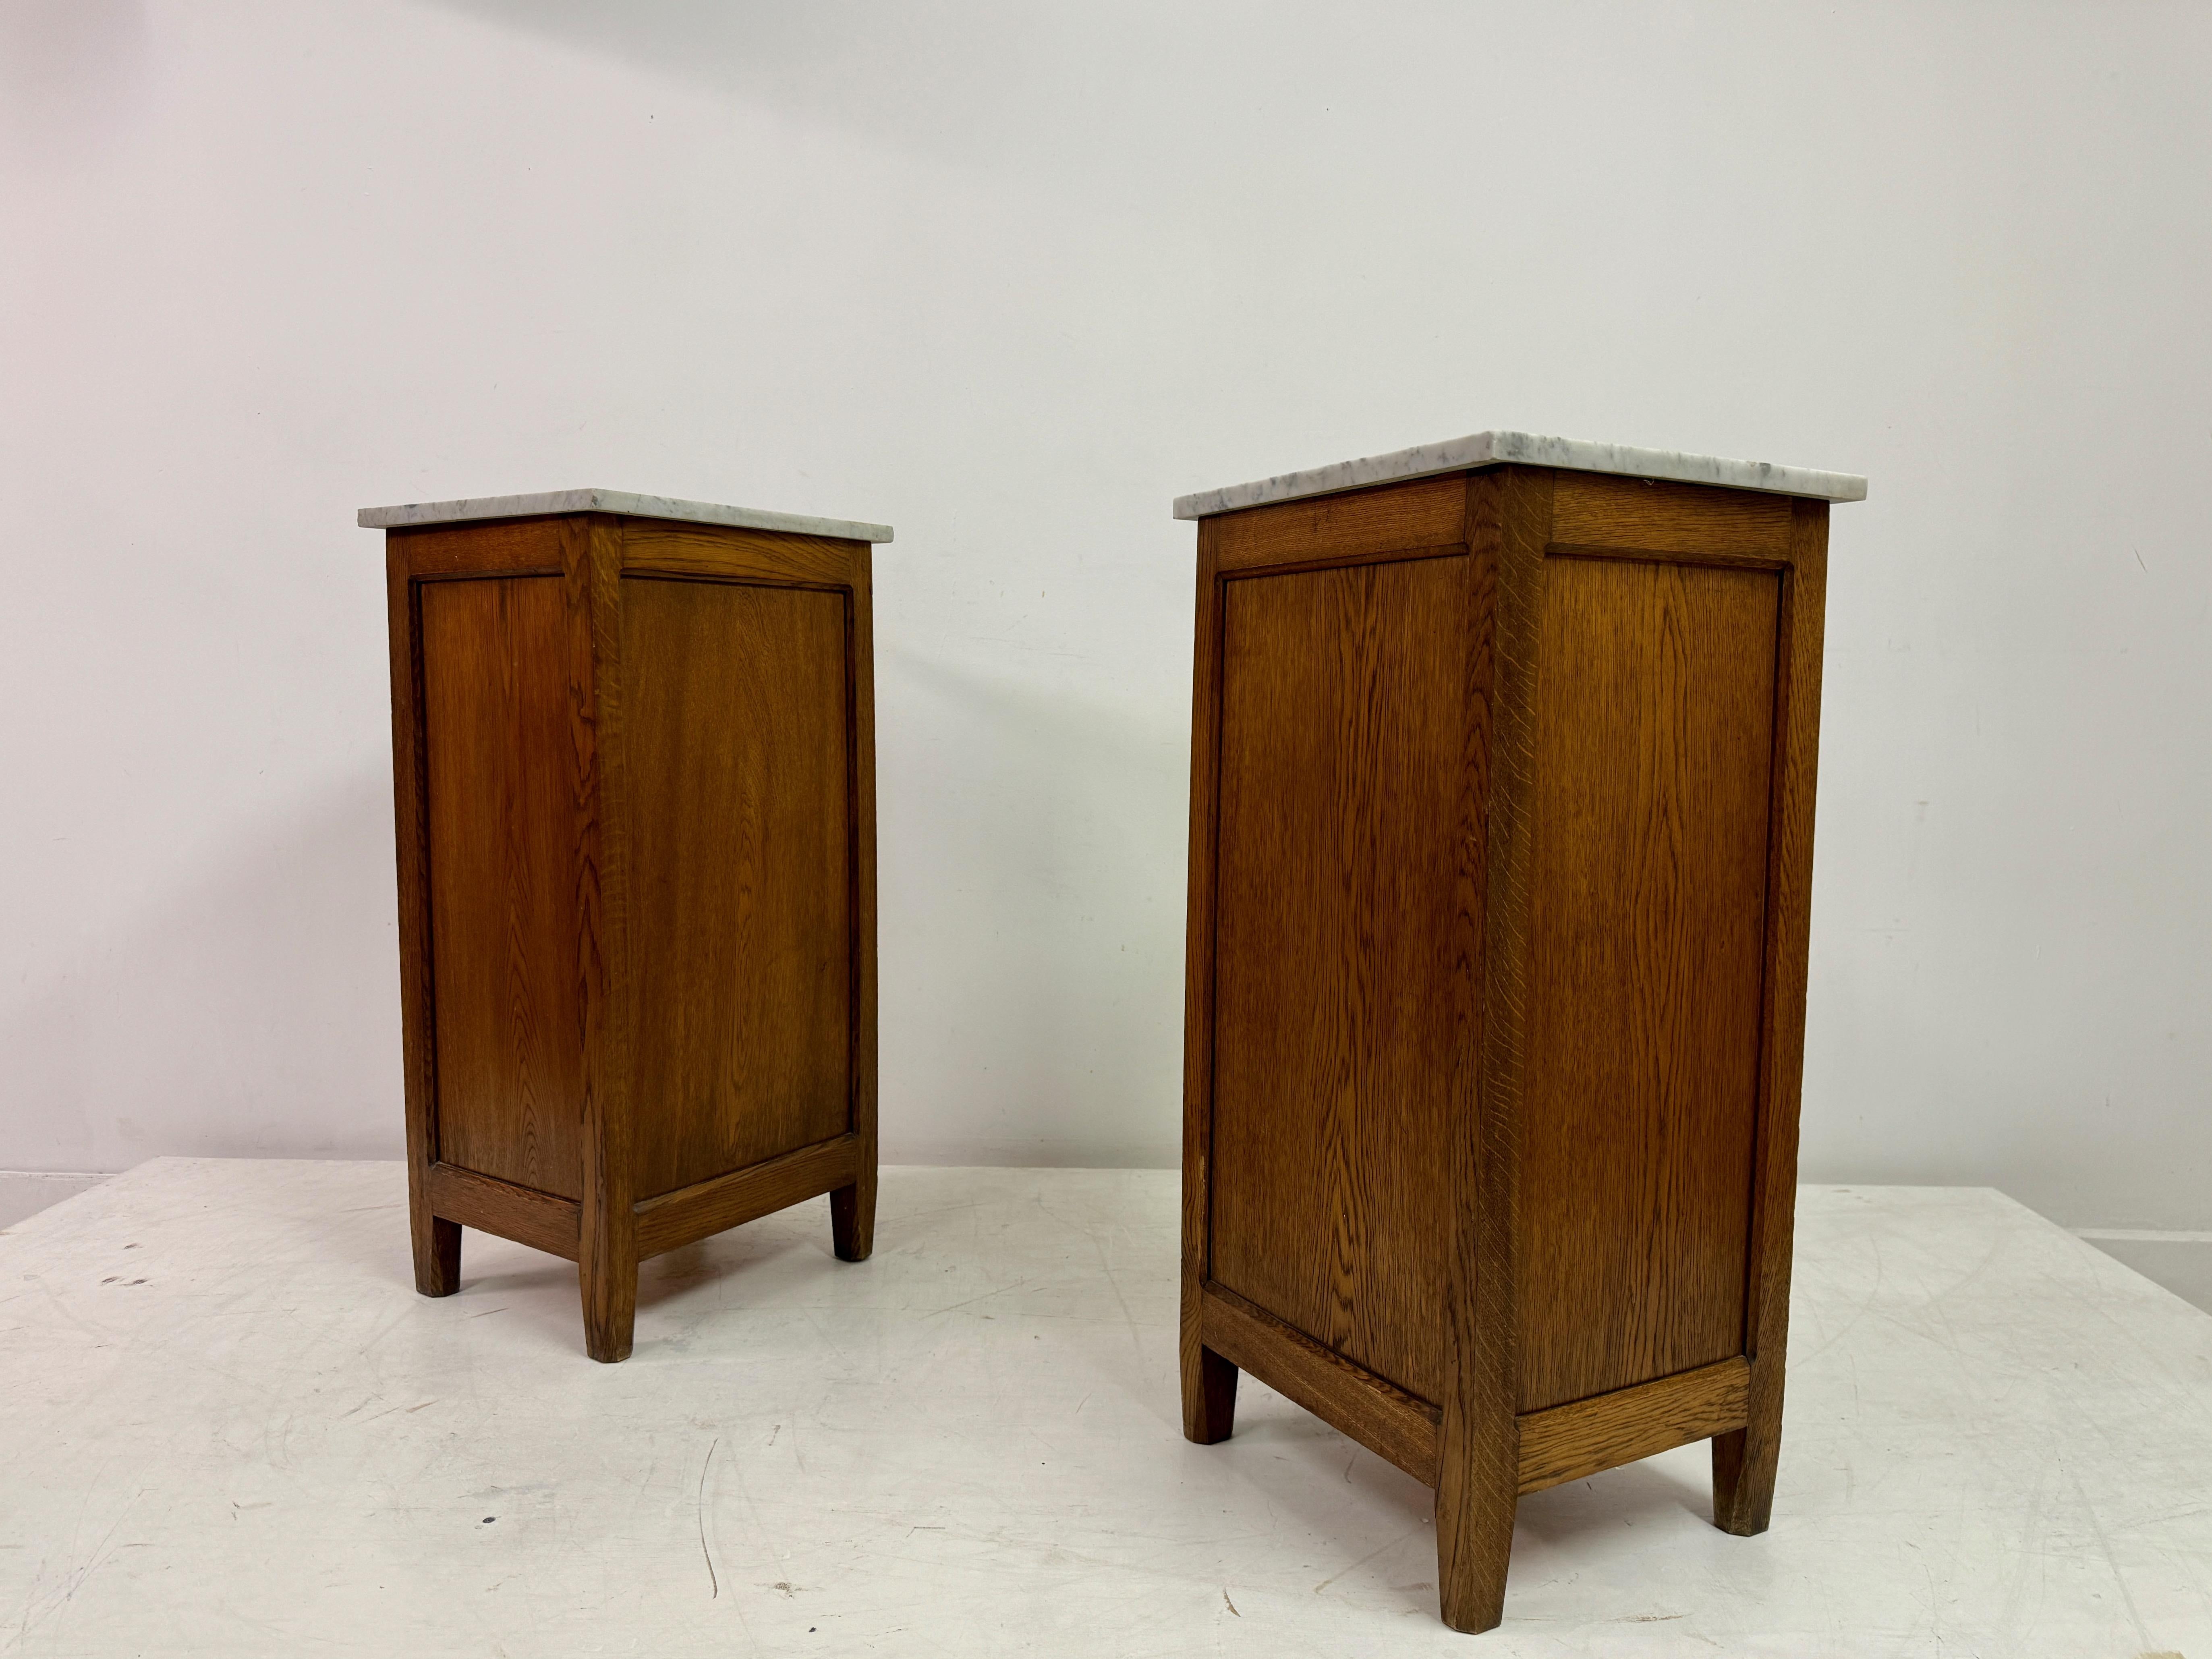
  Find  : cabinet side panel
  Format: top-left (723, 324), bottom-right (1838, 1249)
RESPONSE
top-left (1517, 555), bottom-right (1780, 1411)
top-left (623, 577), bottom-right (853, 1200)
top-left (1209, 553), bottom-right (1470, 1402)
top-left (419, 576), bottom-right (590, 1199)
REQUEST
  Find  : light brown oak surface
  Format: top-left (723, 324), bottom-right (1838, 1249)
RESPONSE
top-left (1180, 462), bottom-right (1835, 1632)
top-left (1516, 555), bottom-right (1779, 1412)
top-left (622, 577), bottom-right (854, 1200)
top-left (1208, 554), bottom-right (1470, 1404)
top-left (385, 510), bottom-right (879, 1362)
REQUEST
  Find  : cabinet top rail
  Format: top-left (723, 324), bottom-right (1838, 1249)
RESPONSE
top-left (1172, 431), bottom-right (1867, 520)
top-left (359, 488), bottom-right (894, 543)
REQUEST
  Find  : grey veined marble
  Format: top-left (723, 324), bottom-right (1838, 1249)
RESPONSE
top-left (359, 488), bottom-right (893, 543)
top-left (1172, 431), bottom-right (1866, 519)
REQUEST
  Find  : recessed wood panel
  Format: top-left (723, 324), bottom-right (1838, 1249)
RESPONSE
top-left (419, 576), bottom-right (590, 1199)
top-left (622, 577), bottom-right (854, 1200)
top-left (1516, 554), bottom-right (1780, 1411)
top-left (1208, 555), bottom-right (1470, 1401)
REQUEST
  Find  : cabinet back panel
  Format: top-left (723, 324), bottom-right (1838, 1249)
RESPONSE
top-left (1208, 554), bottom-right (1470, 1402)
top-left (1517, 554), bottom-right (1779, 1411)
top-left (419, 576), bottom-right (591, 1199)
top-left (623, 577), bottom-right (854, 1200)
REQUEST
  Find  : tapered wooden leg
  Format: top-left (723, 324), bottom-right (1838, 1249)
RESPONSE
top-left (411, 1207), bottom-right (461, 1298)
top-left (1712, 1354), bottom-right (1785, 1533)
top-left (579, 1253), bottom-right (637, 1364)
top-left (830, 1169), bottom-right (876, 1263)
top-left (579, 1182), bottom-right (638, 1364)
top-left (1435, 1425), bottom-right (1517, 1632)
top-left (1711, 1409), bottom-right (1781, 1534)
top-left (1436, 1197), bottom-right (1520, 1632)
top-left (1183, 1343), bottom-right (1238, 1444)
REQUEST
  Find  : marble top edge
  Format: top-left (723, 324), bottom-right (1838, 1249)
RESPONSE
top-left (1172, 431), bottom-right (1868, 519)
top-left (358, 488), bottom-right (893, 542)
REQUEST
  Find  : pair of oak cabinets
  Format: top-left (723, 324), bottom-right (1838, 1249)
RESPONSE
top-left (367, 433), bottom-right (1862, 1632)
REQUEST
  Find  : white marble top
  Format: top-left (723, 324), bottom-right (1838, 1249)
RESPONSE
top-left (359, 489), bottom-right (893, 543)
top-left (1173, 431), bottom-right (1867, 519)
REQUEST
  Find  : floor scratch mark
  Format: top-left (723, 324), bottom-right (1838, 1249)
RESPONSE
top-left (698, 1437), bottom-right (721, 1599)
top-left (1314, 1526), bottom-right (1421, 1595)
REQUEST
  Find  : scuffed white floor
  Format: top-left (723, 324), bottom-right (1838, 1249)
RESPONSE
top-left (2, 1161), bottom-right (2208, 1656)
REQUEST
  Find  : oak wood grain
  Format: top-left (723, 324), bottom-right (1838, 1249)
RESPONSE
top-left (635, 1132), bottom-right (861, 1258)
top-left (1550, 472), bottom-right (1794, 562)
top-left (577, 518), bottom-right (636, 1362)
top-left (1208, 554), bottom-right (1471, 1402)
top-left (1213, 474), bottom-right (1467, 572)
top-left (1180, 462), bottom-right (1836, 1631)
top-left (1715, 498), bottom-right (1828, 1535)
top-left (417, 572), bottom-right (592, 1201)
top-left (618, 521), bottom-right (866, 587)
top-left (1517, 1358), bottom-right (1749, 1495)
top-left (425, 1161), bottom-right (582, 1261)
top-left (385, 507), bottom-right (877, 1363)
top-left (1200, 1284), bottom-right (1441, 1483)
top-left (1435, 466), bottom-right (1547, 1634)
top-left (1515, 552), bottom-right (1780, 1412)
top-left (621, 575), bottom-right (854, 1201)
top-left (386, 517), bottom-right (568, 580)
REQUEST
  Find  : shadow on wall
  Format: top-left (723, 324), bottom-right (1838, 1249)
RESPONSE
top-left (876, 643), bottom-right (1186, 1169)
top-left (0, 768), bottom-right (405, 1173)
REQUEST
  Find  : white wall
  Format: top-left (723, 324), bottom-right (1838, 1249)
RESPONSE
top-left (3, 0), bottom-right (2207, 1226)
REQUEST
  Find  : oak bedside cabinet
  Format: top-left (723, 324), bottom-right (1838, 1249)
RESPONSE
top-left (1172, 433), bottom-right (1864, 1631)
top-left (364, 489), bottom-right (888, 1363)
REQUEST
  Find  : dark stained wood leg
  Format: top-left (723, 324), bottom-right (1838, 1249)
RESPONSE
top-left (829, 1169), bottom-right (875, 1263)
top-left (1435, 1485), bottom-right (1515, 1633)
top-left (412, 1208), bottom-right (461, 1298)
top-left (1711, 1393), bottom-right (1782, 1535)
top-left (1184, 1343), bottom-right (1239, 1444)
top-left (843, 546), bottom-right (882, 1268)
top-left (579, 1253), bottom-right (637, 1365)
top-left (579, 1176), bottom-right (638, 1363)
top-left (1435, 1386), bottom-right (1518, 1634)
